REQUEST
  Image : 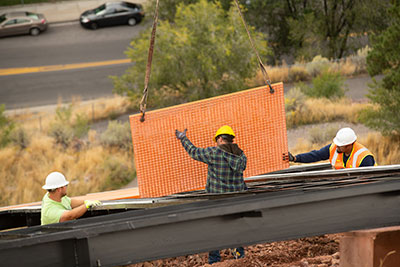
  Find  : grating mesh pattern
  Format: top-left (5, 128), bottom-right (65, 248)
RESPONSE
top-left (130, 83), bottom-right (289, 198)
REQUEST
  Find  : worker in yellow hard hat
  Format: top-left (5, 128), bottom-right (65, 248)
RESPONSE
top-left (286, 127), bottom-right (377, 169)
top-left (41, 172), bottom-right (102, 225)
top-left (175, 125), bottom-right (246, 264)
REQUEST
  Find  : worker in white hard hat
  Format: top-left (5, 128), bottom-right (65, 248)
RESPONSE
top-left (175, 125), bottom-right (246, 264)
top-left (286, 127), bottom-right (376, 169)
top-left (41, 172), bottom-right (102, 225)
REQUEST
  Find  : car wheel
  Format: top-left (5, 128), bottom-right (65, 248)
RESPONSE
top-left (90, 23), bottom-right (98, 30)
top-left (30, 28), bottom-right (40, 36)
top-left (128, 18), bottom-right (137, 26)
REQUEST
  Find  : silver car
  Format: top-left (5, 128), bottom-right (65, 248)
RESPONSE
top-left (0, 11), bottom-right (48, 37)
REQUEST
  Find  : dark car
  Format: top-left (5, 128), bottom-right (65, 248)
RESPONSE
top-left (0, 11), bottom-right (48, 37)
top-left (80, 1), bottom-right (144, 30)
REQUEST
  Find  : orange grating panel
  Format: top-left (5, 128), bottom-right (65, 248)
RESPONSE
top-left (129, 83), bottom-right (289, 198)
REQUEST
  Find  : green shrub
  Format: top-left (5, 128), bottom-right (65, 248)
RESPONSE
top-left (48, 105), bottom-right (90, 147)
top-left (301, 71), bottom-right (346, 99)
top-left (10, 126), bottom-right (30, 149)
top-left (73, 113), bottom-right (90, 138)
top-left (100, 157), bottom-right (136, 190)
top-left (100, 121), bottom-right (132, 151)
top-left (0, 104), bottom-right (15, 148)
top-left (349, 46), bottom-right (370, 75)
top-left (288, 65), bottom-right (311, 82)
top-left (48, 123), bottom-right (74, 148)
top-left (285, 87), bottom-right (306, 112)
top-left (306, 55), bottom-right (330, 77)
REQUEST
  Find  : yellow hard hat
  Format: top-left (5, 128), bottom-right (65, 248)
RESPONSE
top-left (213, 125), bottom-right (235, 142)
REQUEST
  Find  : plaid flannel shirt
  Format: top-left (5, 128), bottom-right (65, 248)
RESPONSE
top-left (180, 136), bottom-right (247, 193)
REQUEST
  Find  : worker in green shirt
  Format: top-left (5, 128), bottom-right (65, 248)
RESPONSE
top-left (41, 172), bottom-right (102, 225)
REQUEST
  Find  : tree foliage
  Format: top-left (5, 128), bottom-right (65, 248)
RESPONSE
top-left (145, 0), bottom-right (390, 62)
top-left (231, 0), bottom-right (391, 62)
top-left (360, 4), bottom-right (400, 136)
top-left (112, 0), bottom-right (270, 108)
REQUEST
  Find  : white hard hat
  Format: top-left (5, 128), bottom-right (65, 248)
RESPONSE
top-left (42, 172), bottom-right (69, 190)
top-left (333, 127), bottom-right (357, 146)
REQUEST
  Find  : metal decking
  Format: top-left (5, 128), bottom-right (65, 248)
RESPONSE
top-left (1, 164), bottom-right (400, 267)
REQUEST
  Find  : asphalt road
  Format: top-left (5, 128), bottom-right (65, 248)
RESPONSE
top-left (0, 19), bottom-right (377, 110)
top-left (0, 21), bottom-right (149, 109)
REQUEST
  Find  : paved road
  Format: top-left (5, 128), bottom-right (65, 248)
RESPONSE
top-left (0, 21), bottom-right (149, 109)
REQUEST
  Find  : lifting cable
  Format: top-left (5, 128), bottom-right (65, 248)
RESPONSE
top-left (232, 0), bottom-right (274, 94)
top-left (139, 0), bottom-right (273, 122)
top-left (139, 0), bottom-right (159, 122)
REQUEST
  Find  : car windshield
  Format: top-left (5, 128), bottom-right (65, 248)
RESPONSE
top-left (94, 4), bottom-right (106, 15)
top-left (25, 12), bottom-right (39, 20)
top-left (0, 14), bottom-right (6, 24)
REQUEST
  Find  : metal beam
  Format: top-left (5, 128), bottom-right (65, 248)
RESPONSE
top-left (1, 176), bottom-right (400, 266)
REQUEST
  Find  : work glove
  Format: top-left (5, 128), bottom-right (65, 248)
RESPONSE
top-left (288, 152), bottom-right (295, 162)
top-left (175, 129), bottom-right (187, 140)
top-left (84, 200), bottom-right (102, 209)
top-left (283, 152), bottom-right (295, 162)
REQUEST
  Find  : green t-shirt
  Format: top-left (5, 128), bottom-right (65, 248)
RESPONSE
top-left (41, 192), bottom-right (72, 225)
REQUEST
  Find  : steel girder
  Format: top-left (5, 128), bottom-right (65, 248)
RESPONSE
top-left (1, 177), bottom-right (400, 267)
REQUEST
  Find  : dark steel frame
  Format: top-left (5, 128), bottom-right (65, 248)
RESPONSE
top-left (1, 175), bottom-right (400, 267)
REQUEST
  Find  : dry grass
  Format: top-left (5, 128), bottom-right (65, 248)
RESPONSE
top-left (0, 132), bottom-right (134, 207)
top-left (286, 98), bottom-right (371, 128)
top-left (6, 95), bottom-right (131, 133)
top-left (360, 133), bottom-right (400, 165)
top-left (0, 96), bottom-right (135, 207)
top-left (248, 51), bottom-right (367, 87)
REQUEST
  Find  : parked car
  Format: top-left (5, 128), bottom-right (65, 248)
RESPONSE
top-left (80, 1), bottom-right (145, 30)
top-left (0, 11), bottom-right (48, 37)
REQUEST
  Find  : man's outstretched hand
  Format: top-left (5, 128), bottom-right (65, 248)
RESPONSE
top-left (175, 129), bottom-right (187, 140)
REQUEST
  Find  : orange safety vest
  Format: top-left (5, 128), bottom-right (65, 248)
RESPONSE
top-left (329, 142), bottom-right (377, 169)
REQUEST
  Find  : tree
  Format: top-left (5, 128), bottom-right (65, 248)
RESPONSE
top-left (112, 0), bottom-right (270, 108)
top-left (241, 0), bottom-right (391, 62)
top-left (360, 4), bottom-right (400, 136)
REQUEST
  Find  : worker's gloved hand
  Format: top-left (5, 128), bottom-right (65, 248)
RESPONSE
top-left (288, 152), bottom-right (295, 162)
top-left (84, 200), bottom-right (102, 209)
top-left (175, 129), bottom-right (187, 140)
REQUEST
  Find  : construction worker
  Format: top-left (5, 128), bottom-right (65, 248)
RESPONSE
top-left (41, 172), bottom-right (102, 225)
top-left (287, 127), bottom-right (376, 168)
top-left (175, 125), bottom-right (246, 264)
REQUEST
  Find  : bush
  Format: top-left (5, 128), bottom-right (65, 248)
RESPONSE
top-left (0, 104), bottom-right (15, 148)
top-left (306, 55), bottom-right (330, 77)
top-left (349, 46), bottom-right (370, 75)
top-left (48, 105), bottom-right (90, 147)
top-left (288, 65), bottom-right (311, 82)
top-left (9, 126), bottom-right (30, 149)
top-left (73, 113), bottom-right (90, 139)
top-left (100, 157), bottom-right (136, 191)
top-left (100, 121), bottom-right (132, 151)
top-left (48, 123), bottom-right (74, 148)
top-left (301, 71), bottom-right (346, 99)
top-left (285, 87), bottom-right (306, 113)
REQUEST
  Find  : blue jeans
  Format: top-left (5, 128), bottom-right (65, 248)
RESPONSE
top-left (208, 247), bottom-right (245, 264)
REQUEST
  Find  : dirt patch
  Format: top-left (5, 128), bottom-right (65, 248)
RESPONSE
top-left (128, 234), bottom-right (340, 267)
